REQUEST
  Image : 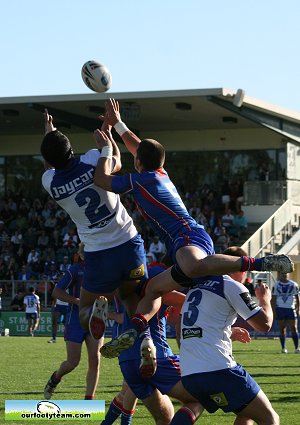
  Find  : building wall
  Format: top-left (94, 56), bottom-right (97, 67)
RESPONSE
top-left (0, 127), bottom-right (284, 156)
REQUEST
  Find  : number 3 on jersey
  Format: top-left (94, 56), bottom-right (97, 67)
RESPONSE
top-left (182, 289), bottom-right (202, 326)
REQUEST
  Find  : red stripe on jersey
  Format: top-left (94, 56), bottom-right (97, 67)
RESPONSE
top-left (136, 181), bottom-right (191, 230)
top-left (168, 355), bottom-right (181, 375)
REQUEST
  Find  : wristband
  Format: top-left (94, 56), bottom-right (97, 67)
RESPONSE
top-left (101, 146), bottom-right (113, 158)
top-left (114, 121), bottom-right (129, 136)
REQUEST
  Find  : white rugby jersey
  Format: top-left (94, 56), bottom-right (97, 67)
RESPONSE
top-left (272, 280), bottom-right (299, 309)
top-left (180, 275), bottom-right (261, 375)
top-left (42, 149), bottom-right (137, 251)
top-left (24, 294), bottom-right (40, 313)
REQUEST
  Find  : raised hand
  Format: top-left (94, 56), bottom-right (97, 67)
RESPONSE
top-left (93, 129), bottom-right (112, 150)
top-left (43, 109), bottom-right (56, 135)
top-left (105, 98), bottom-right (121, 126)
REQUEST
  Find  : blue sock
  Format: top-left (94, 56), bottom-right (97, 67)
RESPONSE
top-left (101, 398), bottom-right (122, 425)
top-left (292, 332), bottom-right (299, 349)
top-left (280, 335), bottom-right (286, 349)
top-left (170, 407), bottom-right (196, 424)
top-left (121, 408), bottom-right (134, 425)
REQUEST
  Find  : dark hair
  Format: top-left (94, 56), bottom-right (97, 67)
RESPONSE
top-left (136, 139), bottom-right (165, 170)
top-left (40, 130), bottom-right (73, 169)
top-left (29, 286), bottom-right (35, 292)
top-left (223, 246), bottom-right (247, 257)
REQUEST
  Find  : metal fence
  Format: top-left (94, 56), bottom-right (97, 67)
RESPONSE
top-left (0, 279), bottom-right (53, 310)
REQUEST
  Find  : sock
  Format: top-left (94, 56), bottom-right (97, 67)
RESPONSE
top-left (240, 256), bottom-right (256, 271)
top-left (101, 398), bottom-right (122, 425)
top-left (292, 332), bottom-right (299, 349)
top-left (170, 407), bottom-right (196, 424)
top-left (121, 408), bottom-right (134, 425)
top-left (280, 335), bottom-right (286, 349)
top-left (52, 334), bottom-right (56, 340)
top-left (131, 314), bottom-right (149, 334)
top-left (51, 371), bottom-right (61, 384)
top-left (85, 395), bottom-right (94, 400)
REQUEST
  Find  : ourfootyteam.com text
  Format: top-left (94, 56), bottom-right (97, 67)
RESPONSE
top-left (20, 412), bottom-right (91, 419)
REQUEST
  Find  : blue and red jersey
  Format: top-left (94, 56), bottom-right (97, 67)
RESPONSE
top-left (111, 168), bottom-right (204, 252)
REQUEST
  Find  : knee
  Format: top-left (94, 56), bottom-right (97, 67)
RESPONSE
top-left (68, 358), bottom-right (80, 370)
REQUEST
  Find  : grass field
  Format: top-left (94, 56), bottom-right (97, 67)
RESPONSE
top-left (0, 337), bottom-right (300, 425)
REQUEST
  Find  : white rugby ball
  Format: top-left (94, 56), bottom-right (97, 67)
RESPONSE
top-left (81, 60), bottom-right (112, 93)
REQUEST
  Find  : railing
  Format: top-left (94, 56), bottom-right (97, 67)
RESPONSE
top-left (0, 279), bottom-right (53, 309)
top-left (241, 200), bottom-right (293, 257)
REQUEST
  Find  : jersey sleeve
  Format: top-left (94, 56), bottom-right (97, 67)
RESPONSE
top-left (36, 295), bottom-right (40, 304)
top-left (56, 269), bottom-right (75, 290)
top-left (224, 276), bottom-right (261, 321)
top-left (42, 169), bottom-right (55, 193)
top-left (111, 174), bottom-right (133, 194)
top-left (80, 149), bottom-right (101, 166)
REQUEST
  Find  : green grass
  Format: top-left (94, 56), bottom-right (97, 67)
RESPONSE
top-left (0, 337), bottom-right (300, 424)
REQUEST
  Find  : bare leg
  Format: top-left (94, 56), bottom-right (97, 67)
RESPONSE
top-left (142, 389), bottom-right (174, 425)
top-left (235, 389), bottom-right (279, 425)
top-left (56, 341), bottom-right (82, 379)
top-left (84, 335), bottom-right (103, 398)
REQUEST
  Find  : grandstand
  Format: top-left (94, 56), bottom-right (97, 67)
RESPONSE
top-left (0, 87), bottom-right (300, 336)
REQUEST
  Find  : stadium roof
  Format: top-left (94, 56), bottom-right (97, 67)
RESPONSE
top-left (1, 88), bottom-right (300, 143)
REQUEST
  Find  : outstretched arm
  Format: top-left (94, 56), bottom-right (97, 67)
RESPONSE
top-left (93, 130), bottom-right (115, 191)
top-left (106, 98), bottom-right (141, 156)
top-left (96, 112), bottom-right (122, 173)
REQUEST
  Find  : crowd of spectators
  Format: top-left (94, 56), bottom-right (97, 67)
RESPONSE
top-left (0, 177), bottom-right (248, 306)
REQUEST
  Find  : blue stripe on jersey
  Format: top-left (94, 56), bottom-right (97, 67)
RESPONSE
top-left (192, 275), bottom-right (226, 298)
top-left (111, 169), bottom-right (202, 246)
top-left (50, 158), bottom-right (95, 201)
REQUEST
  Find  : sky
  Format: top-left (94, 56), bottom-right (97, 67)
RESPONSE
top-left (2, 0), bottom-right (300, 112)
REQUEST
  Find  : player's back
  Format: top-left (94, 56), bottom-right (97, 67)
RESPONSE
top-left (42, 150), bottom-right (137, 251)
top-left (128, 169), bottom-right (201, 245)
top-left (24, 294), bottom-right (39, 313)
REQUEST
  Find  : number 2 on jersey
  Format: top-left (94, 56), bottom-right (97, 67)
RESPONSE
top-left (75, 188), bottom-right (111, 225)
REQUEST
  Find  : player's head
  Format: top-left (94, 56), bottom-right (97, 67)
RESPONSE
top-left (135, 139), bottom-right (165, 171)
top-left (28, 286), bottom-right (35, 293)
top-left (223, 246), bottom-right (247, 257)
top-left (41, 130), bottom-right (74, 169)
top-left (223, 246), bottom-right (248, 284)
top-left (279, 272), bottom-right (288, 281)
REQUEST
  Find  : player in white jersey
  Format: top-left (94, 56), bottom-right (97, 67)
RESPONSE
top-left (23, 287), bottom-right (40, 337)
top-left (271, 272), bottom-right (300, 354)
top-left (40, 110), bottom-right (148, 339)
top-left (168, 246), bottom-right (279, 425)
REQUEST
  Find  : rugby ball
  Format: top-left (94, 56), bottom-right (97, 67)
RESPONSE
top-left (81, 60), bottom-right (112, 93)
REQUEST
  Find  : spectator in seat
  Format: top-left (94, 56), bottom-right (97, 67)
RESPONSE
top-left (59, 256), bottom-right (71, 273)
top-left (148, 235), bottom-right (166, 263)
top-left (11, 291), bottom-right (25, 311)
top-left (221, 208), bottom-right (234, 230)
top-left (230, 210), bottom-right (248, 239)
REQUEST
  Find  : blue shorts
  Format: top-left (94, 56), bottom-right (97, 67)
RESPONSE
top-left (168, 228), bottom-right (215, 264)
top-left (26, 313), bottom-right (38, 320)
top-left (83, 234), bottom-right (148, 293)
top-left (120, 355), bottom-right (181, 400)
top-left (181, 364), bottom-right (260, 413)
top-left (276, 307), bottom-right (297, 320)
top-left (64, 309), bottom-right (89, 344)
